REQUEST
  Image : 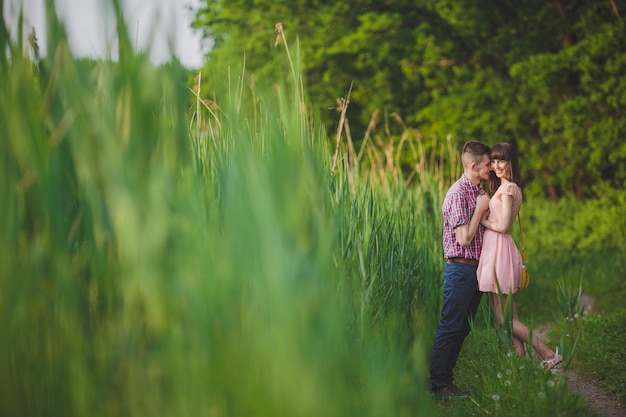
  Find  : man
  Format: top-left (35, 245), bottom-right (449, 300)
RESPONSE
top-left (429, 141), bottom-right (491, 400)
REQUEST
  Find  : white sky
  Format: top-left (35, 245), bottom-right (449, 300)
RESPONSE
top-left (3, 0), bottom-right (206, 68)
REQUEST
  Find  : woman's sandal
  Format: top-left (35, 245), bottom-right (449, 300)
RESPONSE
top-left (541, 347), bottom-right (563, 370)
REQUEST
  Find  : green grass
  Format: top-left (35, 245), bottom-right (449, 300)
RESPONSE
top-left (560, 310), bottom-right (626, 405)
top-left (444, 329), bottom-right (591, 417)
top-left (1, 3), bottom-right (624, 416)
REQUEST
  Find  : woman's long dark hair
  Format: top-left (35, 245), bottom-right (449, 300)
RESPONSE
top-left (487, 142), bottom-right (522, 193)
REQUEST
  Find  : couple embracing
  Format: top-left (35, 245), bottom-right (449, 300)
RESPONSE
top-left (429, 141), bottom-right (562, 401)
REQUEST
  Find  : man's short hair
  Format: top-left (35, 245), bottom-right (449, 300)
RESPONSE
top-left (461, 141), bottom-right (490, 168)
top-left (462, 141), bottom-right (491, 157)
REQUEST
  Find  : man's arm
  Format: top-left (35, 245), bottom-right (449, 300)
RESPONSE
top-left (455, 194), bottom-right (489, 247)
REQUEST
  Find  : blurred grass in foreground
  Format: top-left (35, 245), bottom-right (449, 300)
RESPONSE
top-left (0, 5), bottom-right (437, 416)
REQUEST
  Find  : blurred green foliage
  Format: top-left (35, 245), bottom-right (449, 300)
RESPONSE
top-left (193, 0), bottom-right (626, 200)
top-left (1, 5), bottom-right (437, 415)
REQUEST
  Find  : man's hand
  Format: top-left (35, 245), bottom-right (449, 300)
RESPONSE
top-left (476, 194), bottom-right (490, 214)
top-left (455, 194), bottom-right (491, 247)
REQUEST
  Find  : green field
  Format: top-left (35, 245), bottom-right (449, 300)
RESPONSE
top-left (1, 9), bottom-right (624, 417)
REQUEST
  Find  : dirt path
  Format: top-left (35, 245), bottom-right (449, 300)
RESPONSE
top-left (566, 371), bottom-right (626, 417)
top-left (537, 294), bottom-right (625, 417)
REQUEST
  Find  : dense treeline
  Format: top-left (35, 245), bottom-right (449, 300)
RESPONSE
top-left (192, 0), bottom-right (626, 200)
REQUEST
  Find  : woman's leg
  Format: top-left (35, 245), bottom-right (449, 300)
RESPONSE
top-left (511, 301), bottom-right (528, 356)
top-left (491, 292), bottom-right (522, 354)
top-left (513, 336), bottom-right (526, 356)
top-left (490, 292), bottom-right (557, 361)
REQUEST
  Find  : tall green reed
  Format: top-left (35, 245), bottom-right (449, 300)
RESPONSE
top-left (0, 4), bottom-right (443, 416)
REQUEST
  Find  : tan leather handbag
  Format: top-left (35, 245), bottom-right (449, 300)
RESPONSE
top-left (518, 213), bottom-right (530, 290)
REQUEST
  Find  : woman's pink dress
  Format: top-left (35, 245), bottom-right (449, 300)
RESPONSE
top-left (477, 182), bottom-right (523, 294)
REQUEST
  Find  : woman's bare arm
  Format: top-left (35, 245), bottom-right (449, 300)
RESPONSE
top-left (482, 194), bottom-right (514, 234)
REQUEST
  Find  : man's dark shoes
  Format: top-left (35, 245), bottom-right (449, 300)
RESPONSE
top-left (448, 383), bottom-right (469, 398)
top-left (433, 387), bottom-right (456, 400)
top-left (432, 384), bottom-right (469, 401)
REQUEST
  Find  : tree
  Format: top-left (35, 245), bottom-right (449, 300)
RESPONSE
top-left (192, 0), bottom-right (626, 199)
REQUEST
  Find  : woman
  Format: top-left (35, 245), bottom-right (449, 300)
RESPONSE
top-left (476, 142), bottom-right (562, 370)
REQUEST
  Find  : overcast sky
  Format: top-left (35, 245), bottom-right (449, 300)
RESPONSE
top-left (3, 0), bottom-right (206, 68)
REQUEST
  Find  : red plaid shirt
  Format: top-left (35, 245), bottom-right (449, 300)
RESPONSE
top-left (442, 174), bottom-right (486, 261)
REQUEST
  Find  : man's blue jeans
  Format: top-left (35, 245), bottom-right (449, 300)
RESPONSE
top-left (429, 261), bottom-right (483, 391)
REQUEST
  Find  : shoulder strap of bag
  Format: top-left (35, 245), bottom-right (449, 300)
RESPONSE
top-left (518, 212), bottom-right (528, 264)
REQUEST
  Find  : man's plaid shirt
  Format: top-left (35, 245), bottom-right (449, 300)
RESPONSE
top-left (442, 174), bottom-right (486, 261)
